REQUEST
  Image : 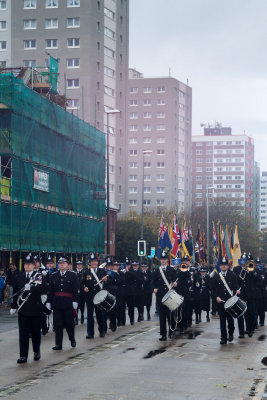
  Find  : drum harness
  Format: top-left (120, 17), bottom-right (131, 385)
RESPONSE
top-left (159, 267), bottom-right (182, 332)
top-left (91, 269), bottom-right (103, 289)
top-left (219, 273), bottom-right (233, 299)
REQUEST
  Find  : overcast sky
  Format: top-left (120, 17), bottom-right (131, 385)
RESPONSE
top-left (129, 0), bottom-right (267, 170)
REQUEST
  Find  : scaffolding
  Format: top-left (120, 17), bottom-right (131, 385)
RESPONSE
top-left (0, 73), bottom-right (106, 256)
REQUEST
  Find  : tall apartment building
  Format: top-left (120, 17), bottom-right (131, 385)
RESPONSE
top-left (0, 0), bottom-right (129, 214)
top-left (259, 171), bottom-right (267, 232)
top-left (127, 69), bottom-right (192, 214)
top-left (254, 161), bottom-right (260, 231)
top-left (192, 125), bottom-right (255, 218)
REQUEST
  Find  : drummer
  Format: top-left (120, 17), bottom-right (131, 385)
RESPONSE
top-left (152, 250), bottom-right (177, 341)
top-left (211, 257), bottom-right (240, 344)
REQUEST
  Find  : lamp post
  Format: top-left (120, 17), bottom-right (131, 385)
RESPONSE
top-left (105, 109), bottom-right (120, 257)
top-left (206, 185), bottom-right (215, 265)
top-left (141, 150), bottom-right (152, 240)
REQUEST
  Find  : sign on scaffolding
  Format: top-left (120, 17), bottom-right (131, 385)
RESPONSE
top-left (33, 169), bottom-right (49, 192)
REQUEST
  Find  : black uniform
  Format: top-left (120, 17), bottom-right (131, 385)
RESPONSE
top-left (75, 268), bottom-right (86, 324)
top-left (142, 269), bottom-right (153, 319)
top-left (200, 274), bottom-right (211, 320)
top-left (116, 269), bottom-right (127, 326)
top-left (153, 266), bottom-right (177, 338)
top-left (12, 270), bottom-right (47, 360)
top-left (83, 267), bottom-right (106, 337)
top-left (211, 270), bottom-right (239, 342)
top-left (175, 269), bottom-right (191, 332)
top-left (256, 267), bottom-right (267, 326)
top-left (47, 270), bottom-right (79, 347)
top-left (125, 267), bottom-right (144, 322)
top-left (233, 265), bottom-right (247, 337)
top-left (103, 271), bottom-right (120, 332)
top-left (242, 268), bottom-right (263, 335)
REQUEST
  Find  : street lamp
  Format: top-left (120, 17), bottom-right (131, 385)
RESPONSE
top-left (105, 109), bottom-right (120, 257)
top-left (141, 150), bottom-right (153, 241)
top-left (206, 185), bottom-right (215, 265)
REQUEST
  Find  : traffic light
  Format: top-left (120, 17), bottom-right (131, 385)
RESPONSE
top-left (138, 240), bottom-right (146, 256)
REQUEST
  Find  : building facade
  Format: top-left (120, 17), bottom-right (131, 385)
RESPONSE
top-left (259, 171), bottom-right (267, 232)
top-left (0, 0), bottom-right (129, 214)
top-left (126, 69), bottom-right (192, 214)
top-left (192, 126), bottom-right (255, 218)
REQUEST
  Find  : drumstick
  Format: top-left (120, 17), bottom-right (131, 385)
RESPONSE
top-left (94, 275), bottom-right (108, 287)
top-left (170, 278), bottom-right (178, 288)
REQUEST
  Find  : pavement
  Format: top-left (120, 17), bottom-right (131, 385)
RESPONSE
top-left (0, 303), bottom-right (266, 400)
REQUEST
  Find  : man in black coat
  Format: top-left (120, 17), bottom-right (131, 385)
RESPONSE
top-left (141, 263), bottom-right (153, 320)
top-left (152, 251), bottom-right (177, 341)
top-left (126, 261), bottom-right (144, 323)
top-left (211, 257), bottom-right (240, 344)
top-left (10, 254), bottom-right (47, 363)
top-left (82, 254), bottom-right (107, 338)
top-left (47, 256), bottom-right (79, 350)
top-left (75, 260), bottom-right (86, 325)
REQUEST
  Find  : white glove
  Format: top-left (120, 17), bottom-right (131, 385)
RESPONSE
top-left (46, 303), bottom-right (51, 310)
top-left (24, 283), bottom-right (31, 291)
top-left (10, 308), bottom-right (16, 315)
top-left (42, 270), bottom-right (48, 276)
top-left (72, 302), bottom-right (78, 310)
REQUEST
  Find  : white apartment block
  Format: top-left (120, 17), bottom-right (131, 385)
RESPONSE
top-left (259, 171), bottom-right (267, 231)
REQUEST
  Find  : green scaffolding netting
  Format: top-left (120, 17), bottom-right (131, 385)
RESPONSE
top-left (0, 73), bottom-right (106, 254)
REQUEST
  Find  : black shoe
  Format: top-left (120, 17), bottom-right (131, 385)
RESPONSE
top-left (248, 331), bottom-right (253, 337)
top-left (42, 329), bottom-right (48, 336)
top-left (228, 335), bottom-right (234, 342)
top-left (207, 317), bottom-right (210, 322)
top-left (159, 335), bottom-right (167, 341)
top-left (34, 352), bottom-right (41, 361)
top-left (130, 319), bottom-right (134, 325)
top-left (17, 357), bottom-right (27, 364)
top-left (71, 340), bottom-right (76, 348)
top-left (260, 322), bottom-right (264, 327)
top-left (137, 315), bottom-right (141, 322)
top-left (52, 345), bottom-right (62, 350)
top-left (111, 327), bottom-right (117, 332)
top-left (147, 313), bottom-right (151, 321)
top-left (140, 313), bottom-right (144, 321)
top-left (220, 339), bottom-right (227, 344)
top-left (81, 316), bottom-right (84, 324)
top-left (100, 332), bottom-right (105, 338)
top-left (196, 318), bottom-right (199, 324)
top-left (168, 332), bottom-right (174, 339)
top-left (211, 311), bottom-right (216, 316)
top-left (199, 318), bottom-right (202, 323)
top-left (118, 322), bottom-right (121, 327)
top-left (238, 335), bottom-right (245, 339)
top-left (180, 329), bottom-right (185, 334)
top-left (86, 335), bottom-right (94, 339)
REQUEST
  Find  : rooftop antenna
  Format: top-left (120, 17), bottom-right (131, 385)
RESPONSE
top-left (169, 67), bottom-right (171, 77)
top-left (186, 78), bottom-right (189, 85)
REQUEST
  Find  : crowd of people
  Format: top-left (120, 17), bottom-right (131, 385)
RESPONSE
top-left (2, 250), bottom-right (266, 364)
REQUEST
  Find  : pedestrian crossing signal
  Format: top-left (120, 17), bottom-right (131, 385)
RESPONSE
top-left (138, 240), bottom-right (146, 256)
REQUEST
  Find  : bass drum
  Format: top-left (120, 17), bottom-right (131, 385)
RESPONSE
top-left (161, 289), bottom-right (184, 312)
top-left (224, 295), bottom-right (247, 318)
top-left (93, 290), bottom-right (116, 312)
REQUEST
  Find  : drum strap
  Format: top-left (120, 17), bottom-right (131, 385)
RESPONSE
top-left (219, 273), bottom-right (233, 296)
top-left (91, 269), bottom-right (103, 289)
top-left (159, 267), bottom-right (171, 290)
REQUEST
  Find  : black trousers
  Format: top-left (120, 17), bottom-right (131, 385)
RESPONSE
top-left (256, 297), bottom-right (265, 325)
top-left (245, 299), bottom-right (257, 332)
top-left (158, 300), bottom-right (174, 336)
top-left (218, 305), bottom-right (234, 340)
top-left (86, 300), bottom-right (105, 336)
top-left (134, 294), bottom-right (144, 315)
top-left (18, 313), bottom-right (42, 358)
top-left (144, 293), bottom-right (152, 309)
top-left (125, 295), bottom-right (135, 321)
top-left (53, 308), bottom-right (75, 346)
top-left (117, 296), bottom-right (126, 325)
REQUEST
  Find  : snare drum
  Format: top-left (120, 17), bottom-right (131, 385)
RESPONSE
top-left (93, 290), bottom-right (116, 312)
top-left (224, 295), bottom-right (247, 318)
top-left (161, 289), bottom-right (184, 312)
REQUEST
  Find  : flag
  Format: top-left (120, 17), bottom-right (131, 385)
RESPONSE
top-left (225, 225), bottom-right (233, 263)
top-left (49, 56), bottom-right (58, 93)
top-left (181, 219), bottom-right (190, 258)
top-left (188, 226), bottom-right (194, 258)
top-left (232, 225), bottom-right (242, 267)
top-left (171, 214), bottom-right (179, 258)
top-left (156, 218), bottom-right (172, 259)
top-left (212, 222), bottom-right (220, 273)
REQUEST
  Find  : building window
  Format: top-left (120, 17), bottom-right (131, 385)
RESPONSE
top-left (206, 150), bottom-right (213, 155)
top-left (24, 40), bottom-right (36, 49)
top-left (23, 60), bottom-right (36, 67)
top-left (217, 185), bottom-right (223, 189)
top-left (226, 176), bottom-right (232, 180)
top-left (143, 125), bottom-right (152, 131)
top-left (129, 175), bottom-right (137, 181)
top-left (144, 162), bottom-right (151, 168)
top-left (67, 58), bottom-right (80, 68)
top-left (157, 174), bottom-right (165, 181)
top-left (196, 184), bottom-right (202, 189)
top-left (226, 167), bottom-right (232, 171)
top-left (130, 87), bottom-right (138, 93)
top-left (45, 18), bottom-right (58, 29)
top-left (157, 162), bottom-right (165, 168)
top-left (157, 111), bottom-right (165, 118)
top-left (0, 60), bottom-right (6, 67)
top-left (216, 176), bottom-right (223, 180)
top-left (128, 125), bottom-right (137, 131)
top-left (129, 187), bottom-right (137, 194)
top-left (196, 193), bottom-right (202, 198)
top-left (0, 40), bottom-right (6, 50)
top-left (157, 137), bottom-right (165, 143)
top-left (0, 1), bottom-right (7, 10)
top-left (66, 99), bottom-right (80, 109)
top-left (143, 137), bottom-right (151, 143)
top-left (67, 79), bottom-right (80, 88)
top-left (179, 103), bottom-right (185, 109)
top-left (206, 176), bottom-right (212, 181)
top-left (144, 187), bottom-right (151, 193)
top-left (143, 112), bottom-right (152, 118)
top-left (235, 141), bottom-right (241, 145)
top-left (129, 150), bottom-right (137, 156)
top-left (196, 150), bottom-right (202, 155)
top-left (206, 167), bottom-right (212, 172)
top-left (217, 167), bottom-right (223, 171)
top-left (144, 175), bottom-right (151, 181)
top-left (157, 99), bottom-right (166, 105)
top-left (157, 199), bottom-right (165, 206)
top-left (104, 66), bottom-right (115, 78)
top-left (129, 112), bottom-right (138, 119)
top-left (24, 0), bottom-right (36, 8)
top-left (196, 142), bottom-right (202, 147)
top-left (46, 0), bottom-right (58, 8)
top-left (129, 138), bottom-right (137, 144)
top-left (196, 167), bottom-right (202, 172)
top-left (45, 39), bottom-right (58, 49)
top-left (104, 46), bottom-right (115, 58)
top-left (157, 149), bottom-right (165, 155)
top-left (0, 21), bottom-right (7, 30)
top-left (216, 159), bottom-right (223, 163)
top-left (157, 187), bottom-right (165, 193)
top-left (157, 125), bottom-right (165, 131)
top-left (67, 38), bottom-right (80, 48)
top-left (157, 86), bottom-right (165, 92)
top-left (196, 158), bottom-right (202, 164)
top-left (235, 176), bottom-right (242, 180)
top-left (143, 87), bottom-right (152, 93)
top-left (67, 0), bottom-right (80, 6)
top-left (143, 200), bottom-right (151, 206)
top-left (144, 99), bottom-right (152, 106)
top-left (104, 86), bottom-right (115, 96)
top-left (179, 90), bottom-right (185, 97)
top-left (104, 26), bottom-right (115, 39)
top-left (196, 176), bottom-right (202, 181)
top-left (129, 99), bottom-right (138, 106)
top-left (129, 200), bottom-right (137, 206)
top-left (67, 17), bottom-right (80, 28)
top-left (226, 150), bottom-right (232, 154)
top-left (104, 7), bottom-right (115, 20)
top-left (129, 162), bottom-right (137, 168)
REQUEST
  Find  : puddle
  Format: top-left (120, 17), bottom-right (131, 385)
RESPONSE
top-left (258, 335), bottom-right (266, 341)
top-left (261, 357), bottom-right (267, 366)
top-left (143, 349), bottom-right (166, 359)
top-left (177, 342), bottom-right (188, 348)
top-left (122, 347), bottom-right (135, 353)
top-left (187, 330), bottom-right (202, 340)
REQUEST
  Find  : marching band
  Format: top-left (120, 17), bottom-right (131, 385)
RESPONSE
top-left (5, 251), bottom-right (267, 363)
